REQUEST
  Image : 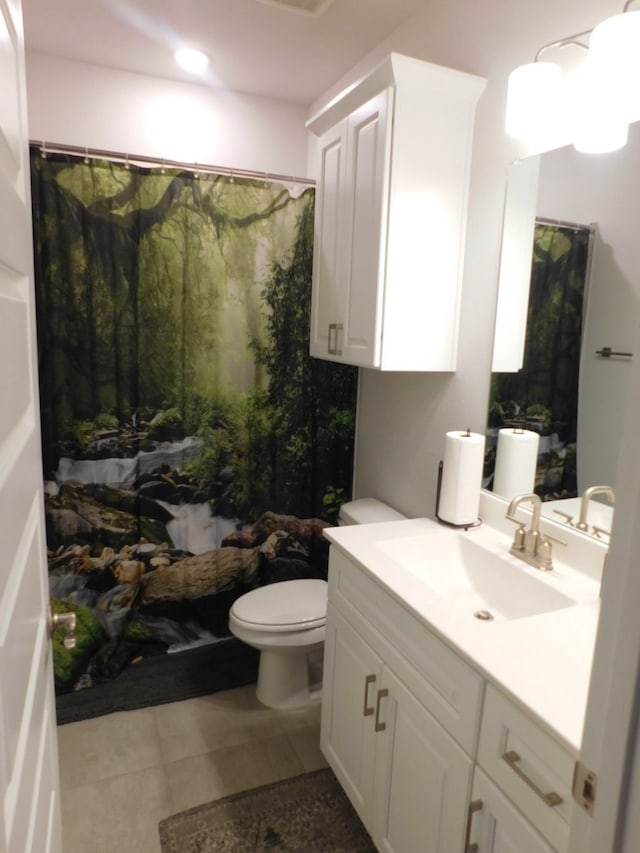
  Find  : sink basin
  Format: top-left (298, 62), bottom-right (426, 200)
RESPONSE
top-left (377, 532), bottom-right (575, 622)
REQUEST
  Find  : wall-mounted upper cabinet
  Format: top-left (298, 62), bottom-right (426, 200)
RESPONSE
top-left (307, 54), bottom-right (486, 371)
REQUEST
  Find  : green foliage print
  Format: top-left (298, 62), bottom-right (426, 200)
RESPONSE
top-left (253, 197), bottom-right (358, 518)
top-left (31, 149), bottom-right (356, 524)
top-left (488, 221), bottom-right (591, 499)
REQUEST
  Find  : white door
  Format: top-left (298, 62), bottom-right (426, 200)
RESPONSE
top-left (373, 665), bottom-right (472, 853)
top-left (0, 1), bottom-right (62, 851)
top-left (566, 273), bottom-right (640, 850)
top-left (320, 604), bottom-right (379, 825)
top-left (309, 118), bottom-right (348, 360)
top-left (342, 88), bottom-right (392, 368)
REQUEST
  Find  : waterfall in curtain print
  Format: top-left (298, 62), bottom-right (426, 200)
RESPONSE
top-left (30, 149), bottom-right (357, 706)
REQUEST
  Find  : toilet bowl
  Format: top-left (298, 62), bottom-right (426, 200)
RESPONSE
top-left (229, 578), bottom-right (327, 709)
top-left (229, 499), bottom-right (406, 709)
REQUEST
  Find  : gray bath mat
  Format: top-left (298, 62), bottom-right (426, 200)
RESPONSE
top-left (158, 768), bottom-right (376, 852)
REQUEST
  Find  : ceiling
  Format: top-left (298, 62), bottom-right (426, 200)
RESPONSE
top-left (22, 0), bottom-right (426, 105)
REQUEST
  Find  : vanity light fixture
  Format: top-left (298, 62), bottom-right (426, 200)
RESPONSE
top-left (505, 0), bottom-right (640, 153)
top-left (174, 48), bottom-right (209, 75)
top-left (505, 60), bottom-right (566, 149)
top-left (589, 7), bottom-right (640, 123)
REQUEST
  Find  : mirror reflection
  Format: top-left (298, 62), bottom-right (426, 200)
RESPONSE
top-left (486, 121), bottom-right (640, 537)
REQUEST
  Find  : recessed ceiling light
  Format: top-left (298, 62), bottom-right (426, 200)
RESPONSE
top-left (175, 48), bottom-right (209, 75)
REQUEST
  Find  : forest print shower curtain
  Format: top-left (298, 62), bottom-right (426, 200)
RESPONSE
top-left (31, 148), bottom-right (357, 710)
top-left (487, 220), bottom-right (591, 498)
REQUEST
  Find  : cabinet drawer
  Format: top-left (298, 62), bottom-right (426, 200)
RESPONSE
top-left (470, 768), bottom-right (555, 852)
top-left (478, 685), bottom-right (575, 852)
top-left (328, 548), bottom-right (483, 754)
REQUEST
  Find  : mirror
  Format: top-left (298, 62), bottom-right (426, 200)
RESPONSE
top-left (486, 121), bottom-right (640, 535)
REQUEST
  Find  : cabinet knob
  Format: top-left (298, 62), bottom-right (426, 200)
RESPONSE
top-left (363, 674), bottom-right (376, 716)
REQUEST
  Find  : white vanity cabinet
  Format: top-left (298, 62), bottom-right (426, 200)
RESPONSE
top-left (307, 54), bottom-right (486, 371)
top-left (322, 544), bottom-right (581, 853)
top-left (321, 548), bottom-right (484, 851)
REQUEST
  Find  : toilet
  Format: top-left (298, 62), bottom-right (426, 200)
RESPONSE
top-left (228, 498), bottom-right (406, 709)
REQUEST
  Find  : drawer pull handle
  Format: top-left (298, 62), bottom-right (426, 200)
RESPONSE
top-left (374, 688), bottom-right (389, 732)
top-left (502, 750), bottom-right (563, 807)
top-left (363, 674), bottom-right (376, 717)
top-left (464, 799), bottom-right (483, 853)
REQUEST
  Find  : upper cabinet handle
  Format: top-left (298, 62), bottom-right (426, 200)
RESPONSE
top-left (502, 750), bottom-right (563, 807)
top-left (363, 674), bottom-right (376, 717)
top-left (374, 688), bottom-right (389, 732)
top-left (327, 323), bottom-right (343, 356)
top-left (328, 323), bottom-right (336, 354)
top-left (464, 799), bottom-right (483, 853)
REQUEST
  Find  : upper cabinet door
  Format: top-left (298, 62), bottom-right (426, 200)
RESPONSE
top-left (309, 118), bottom-right (348, 359)
top-left (307, 53), bottom-right (486, 372)
top-left (342, 89), bottom-right (392, 368)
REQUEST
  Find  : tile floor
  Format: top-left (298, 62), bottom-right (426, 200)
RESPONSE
top-left (57, 684), bottom-right (327, 853)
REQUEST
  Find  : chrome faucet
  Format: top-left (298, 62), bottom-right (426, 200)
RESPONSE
top-left (505, 493), bottom-right (561, 571)
top-left (576, 485), bottom-right (615, 533)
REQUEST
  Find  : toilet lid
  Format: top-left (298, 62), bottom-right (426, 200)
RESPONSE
top-left (231, 579), bottom-right (327, 630)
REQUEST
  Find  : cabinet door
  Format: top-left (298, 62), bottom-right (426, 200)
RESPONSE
top-left (341, 88), bottom-right (393, 367)
top-left (373, 665), bottom-right (473, 853)
top-left (309, 118), bottom-right (349, 359)
top-left (321, 604), bottom-right (380, 824)
top-left (469, 769), bottom-right (555, 853)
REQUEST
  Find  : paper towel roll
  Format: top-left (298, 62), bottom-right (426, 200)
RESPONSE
top-left (493, 428), bottom-right (540, 499)
top-left (438, 430), bottom-right (485, 525)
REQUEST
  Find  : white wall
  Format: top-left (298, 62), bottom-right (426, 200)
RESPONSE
top-left (306, 0), bottom-right (625, 519)
top-left (25, 52), bottom-right (309, 177)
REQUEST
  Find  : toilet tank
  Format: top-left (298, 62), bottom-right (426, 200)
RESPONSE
top-left (338, 498), bottom-right (407, 525)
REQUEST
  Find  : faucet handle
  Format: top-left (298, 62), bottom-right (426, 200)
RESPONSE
top-left (505, 512), bottom-right (525, 536)
top-left (505, 513), bottom-right (526, 550)
top-left (536, 537), bottom-right (554, 570)
top-left (542, 531), bottom-right (567, 548)
top-left (552, 509), bottom-right (574, 526)
top-left (535, 530), bottom-right (567, 571)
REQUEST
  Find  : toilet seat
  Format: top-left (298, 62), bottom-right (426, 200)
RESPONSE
top-left (230, 579), bottom-right (327, 633)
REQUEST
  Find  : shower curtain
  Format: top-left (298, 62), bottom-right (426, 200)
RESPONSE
top-left (488, 220), bottom-right (592, 499)
top-left (31, 148), bottom-right (357, 717)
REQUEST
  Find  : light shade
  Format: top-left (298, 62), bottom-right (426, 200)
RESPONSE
top-left (574, 113), bottom-right (628, 153)
top-left (572, 52), bottom-right (629, 153)
top-left (174, 48), bottom-right (209, 75)
top-left (589, 10), bottom-right (640, 123)
top-left (505, 61), bottom-right (565, 146)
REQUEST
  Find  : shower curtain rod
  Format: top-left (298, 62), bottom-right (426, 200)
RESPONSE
top-left (536, 215), bottom-right (594, 233)
top-left (30, 140), bottom-right (316, 187)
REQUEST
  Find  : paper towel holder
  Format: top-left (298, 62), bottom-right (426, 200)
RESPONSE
top-left (435, 459), bottom-right (483, 530)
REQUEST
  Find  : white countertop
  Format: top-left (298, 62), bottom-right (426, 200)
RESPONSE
top-left (324, 505), bottom-right (603, 755)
